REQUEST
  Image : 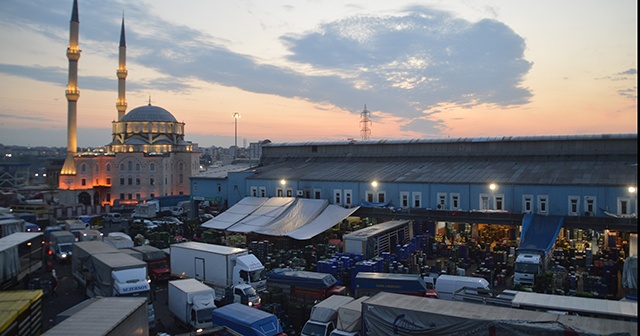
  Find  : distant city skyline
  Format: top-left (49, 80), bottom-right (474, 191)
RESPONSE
top-left (0, 0), bottom-right (637, 149)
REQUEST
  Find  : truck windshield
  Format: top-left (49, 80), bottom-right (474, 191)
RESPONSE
top-left (514, 262), bottom-right (539, 274)
top-left (248, 269), bottom-right (266, 282)
top-left (302, 321), bottom-right (329, 336)
top-left (149, 260), bottom-right (168, 269)
top-left (59, 244), bottom-right (73, 253)
top-left (243, 286), bottom-right (257, 297)
top-left (196, 307), bottom-right (214, 323)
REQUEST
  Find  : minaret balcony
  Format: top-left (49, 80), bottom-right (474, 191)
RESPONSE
top-left (67, 48), bottom-right (81, 61)
top-left (117, 69), bottom-right (128, 79)
top-left (66, 89), bottom-right (80, 101)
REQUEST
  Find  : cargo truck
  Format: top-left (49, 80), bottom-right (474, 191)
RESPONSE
top-left (266, 268), bottom-right (348, 302)
top-left (132, 245), bottom-right (171, 282)
top-left (353, 272), bottom-right (438, 299)
top-left (301, 295), bottom-right (354, 336)
top-left (103, 234), bottom-right (134, 249)
top-left (434, 274), bottom-right (491, 301)
top-left (168, 278), bottom-right (217, 330)
top-left (211, 303), bottom-right (286, 336)
top-left (131, 202), bottom-right (158, 219)
top-left (0, 232), bottom-right (44, 290)
top-left (514, 214), bottom-right (563, 287)
top-left (170, 242), bottom-right (265, 307)
top-left (44, 297), bottom-right (149, 336)
top-left (71, 241), bottom-right (155, 328)
top-left (342, 220), bottom-right (412, 259)
top-left (49, 230), bottom-right (75, 263)
top-left (329, 296), bottom-right (369, 336)
top-left (0, 290), bottom-right (43, 336)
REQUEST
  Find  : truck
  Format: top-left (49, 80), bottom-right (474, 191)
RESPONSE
top-left (0, 215), bottom-right (24, 238)
top-left (0, 290), bottom-right (44, 336)
top-left (301, 295), bottom-right (354, 336)
top-left (77, 229), bottom-right (103, 242)
top-left (63, 219), bottom-right (87, 238)
top-left (170, 242), bottom-right (265, 307)
top-left (352, 272), bottom-right (438, 299)
top-left (71, 241), bottom-right (155, 328)
top-left (131, 202), bottom-right (158, 219)
top-left (329, 296), bottom-right (369, 336)
top-left (49, 230), bottom-right (75, 263)
top-left (168, 278), bottom-right (217, 330)
top-left (433, 274), bottom-right (491, 301)
top-left (211, 302), bottom-right (286, 336)
top-left (342, 220), bottom-right (412, 259)
top-left (132, 245), bottom-right (171, 282)
top-left (360, 291), bottom-right (638, 335)
top-left (266, 268), bottom-right (348, 302)
top-left (0, 232), bottom-right (44, 290)
top-left (103, 233), bottom-right (134, 249)
top-left (514, 214), bottom-right (564, 286)
top-left (45, 297), bottom-right (149, 336)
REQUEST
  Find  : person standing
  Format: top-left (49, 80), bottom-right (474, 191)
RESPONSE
top-left (51, 269), bottom-right (58, 297)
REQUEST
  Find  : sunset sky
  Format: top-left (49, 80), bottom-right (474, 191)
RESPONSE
top-left (0, 0), bottom-right (636, 149)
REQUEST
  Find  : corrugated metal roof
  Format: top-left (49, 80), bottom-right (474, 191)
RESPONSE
top-left (248, 157), bottom-right (636, 186)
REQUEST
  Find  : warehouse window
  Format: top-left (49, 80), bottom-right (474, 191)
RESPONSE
top-left (400, 192), bottom-right (409, 208)
top-left (412, 192), bottom-right (422, 208)
top-left (344, 190), bottom-right (352, 207)
top-left (538, 195), bottom-right (548, 214)
top-left (334, 190), bottom-right (341, 205)
top-left (523, 195), bottom-right (533, 213)
top-left (568, 196), bottom-right (580, 216)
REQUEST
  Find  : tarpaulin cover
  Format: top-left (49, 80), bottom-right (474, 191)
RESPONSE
top-left (226, 197), bottom-right (295, 233)
top-left (201, 197), bottom-right (268, 230)
top-left (518, 213), bottom-right (564, 253)
top-left (286, 204), bottom-right (360, 240)
top-left (253, 198), bottom-right (327, 236)
top-left (266, 268), bottom-right (337, 289)
top-left (201, 197), bottom-right (359, 240)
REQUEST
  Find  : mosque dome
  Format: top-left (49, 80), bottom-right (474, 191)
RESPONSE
top-left (121, 104), bottom-right (177, 123)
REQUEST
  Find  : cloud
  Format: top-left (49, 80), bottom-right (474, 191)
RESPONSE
top-left (1, 1), bottom-right (533, 137)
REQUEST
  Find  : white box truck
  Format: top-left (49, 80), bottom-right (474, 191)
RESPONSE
top-left (329, 296), bottom-right (369, 336)
top-left (170, 242), bottom-right (265, 307)
top-left (434, 274), bottom-right (491, 301)
top-left (168, 278), bottom-right (217, 330)
top-left (71, 241), bottom-right (155, 328)
top-left (301, 295), bottom-right (354, 336)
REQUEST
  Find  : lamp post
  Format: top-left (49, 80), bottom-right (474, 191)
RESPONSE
top-left (232, 112), bottom-right (240, 159)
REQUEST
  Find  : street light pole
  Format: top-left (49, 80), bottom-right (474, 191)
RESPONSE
top-left (233, 112), bottom-right (240, 159)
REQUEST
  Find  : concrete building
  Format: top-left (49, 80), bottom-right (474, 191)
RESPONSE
top-left (57, 0), bottom-right (199, 207)
top-left (191, 134), bottom-right (637, 234)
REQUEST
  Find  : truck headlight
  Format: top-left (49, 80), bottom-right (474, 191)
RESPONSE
top-left (248, 302), bottom-right (253, 307)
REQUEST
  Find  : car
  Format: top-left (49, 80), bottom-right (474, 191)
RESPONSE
top-left (159, 216), bottom-right (183, 226)
top-left (199, 213), bottom-right (214, 223)
top-left (133, 219), bottom-right (158, 231)
top-left (25, 222), bottom-right (42, 232)
top-left (103, 212), bottom-right (122, 223)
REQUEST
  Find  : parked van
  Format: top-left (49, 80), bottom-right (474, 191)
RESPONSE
top-left (434, 275), bottom-right (491, 300)
top-left (103, 213), bottom-right (122, 224)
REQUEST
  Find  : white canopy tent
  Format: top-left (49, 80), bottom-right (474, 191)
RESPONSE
top-left (201, 197), bottom-right (360, 240)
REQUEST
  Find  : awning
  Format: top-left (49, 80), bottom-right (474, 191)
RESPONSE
top-left (201, 197), bottom-right (268, 230)
top-left (201, 197), bottom-right (359, 240)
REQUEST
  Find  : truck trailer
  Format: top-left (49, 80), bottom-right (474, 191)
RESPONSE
top-left (0, 232), bottom-right (44, 290)
top-left (266, 268), bottom-right (348, 302)
top-left (132, 245), bottom-right (171, 282)
top-left (211, 303), bottom-right (285, 336)
top-left (329, 296), bottom-right (369, 336)
top-left (170, 242), bottom-right (265, 307)
top-left (301, 295), bottom-right (354, 336)
top-left (71, 241), bottom-right (155, 328)
top-left (0, 290), bottom-right (43, 336)
top-left (43, 297), bottom-right (149, 336)
top-left (342, 220), bottom-right (412, 259)
top-left (353, 272), bottom-right (437, 299)
top-left (168, 279), bottom-right (216, 330)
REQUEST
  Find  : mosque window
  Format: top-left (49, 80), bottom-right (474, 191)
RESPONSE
top-left (106, 178), bottom-right (111, 185)
top-left (120, 178), bottom-right (125, 185)
top-left (136, 163), bottom-right (140, 171)
top-left (106, 163), bottom-right (111, 172)
top-left (150, 163), bottom-right (155, 172)
top-left (128, 161), bottom-right (133, 171)
top-left (120, 193), bottom-right (124, 200)
top-left (150, 178), bottom-right (155, 185)
top-left (179, 174), bottom-right (183, 183)
top-left (96, 165), bottom-right (99, 173)
top-left (120, 163), bottom-right (125, 171)
top-left (128, 178), bottom-right (132, 185)
top-left (81, 164), bottom-right (86, 172)
top-left (179, 163), bottom-right (184, 171)
top-left (136, 178), bottom-right (140, 185)
top-left (81, 179), bottom-right (86, 186)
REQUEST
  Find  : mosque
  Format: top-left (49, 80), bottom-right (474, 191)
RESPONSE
top-left (57, 0), bottom-right (200, 207)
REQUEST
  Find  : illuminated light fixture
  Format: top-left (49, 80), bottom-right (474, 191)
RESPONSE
top-left (489, 183), bottom-right (497, 191)
top-left (371, 181), bottom-right (378, 187)
top-left (629, 186), bottom-right (636, 193)
top-left (280, 179), bottom-right (286, 185)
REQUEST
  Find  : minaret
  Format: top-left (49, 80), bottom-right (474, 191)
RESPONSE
top-left (61, 0), bottom-right (80, 176)
top-left (116, 15), bottom-right (127, 121)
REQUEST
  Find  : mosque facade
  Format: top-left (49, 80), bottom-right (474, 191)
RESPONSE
top-left (58, 0), bottom-right (200, 207)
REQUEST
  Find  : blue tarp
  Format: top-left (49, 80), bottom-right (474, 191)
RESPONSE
top-left (519, 213), bottom-right (564, 253)
top-left (266, 268), bottom-right (337, 289)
